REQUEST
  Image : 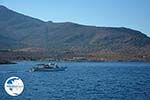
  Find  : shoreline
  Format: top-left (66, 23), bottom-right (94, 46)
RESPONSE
top-left (0, 60), bottom-right (17, 64)
top-left (1, 57), bottom-right (150, 64)
top-left (12, 59), bottom-right (150, 63)
top-left (1, 60), bottom-right (150, 65)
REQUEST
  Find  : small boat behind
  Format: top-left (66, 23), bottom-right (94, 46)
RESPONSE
top-left (29, 63), bottom-right (67, 72)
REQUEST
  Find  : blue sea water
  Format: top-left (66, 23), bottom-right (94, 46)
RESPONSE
top-left (0, 61), bottom-right (150, 100)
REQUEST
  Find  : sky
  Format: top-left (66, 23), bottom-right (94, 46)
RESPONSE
top-left (0, 0), bottom-right (150, 36)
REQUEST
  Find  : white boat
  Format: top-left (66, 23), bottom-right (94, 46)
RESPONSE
top-left (29, 63), bottom-right (67, 72)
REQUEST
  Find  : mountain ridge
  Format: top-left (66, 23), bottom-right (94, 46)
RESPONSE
top-left (0, 5), bottom-right (150, 61)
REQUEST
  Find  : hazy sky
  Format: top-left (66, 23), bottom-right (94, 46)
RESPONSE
top-left (1, 0), bottom-right (150, 36)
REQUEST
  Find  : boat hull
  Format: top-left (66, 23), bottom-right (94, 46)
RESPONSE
top-left (30, 67), bottom-right (67, 72)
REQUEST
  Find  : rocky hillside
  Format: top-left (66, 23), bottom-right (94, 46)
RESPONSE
top-left (0, 5), bottom-right (150, 61)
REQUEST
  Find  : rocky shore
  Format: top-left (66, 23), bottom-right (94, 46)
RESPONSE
top-left (0, 59), bottom-right (16, 64)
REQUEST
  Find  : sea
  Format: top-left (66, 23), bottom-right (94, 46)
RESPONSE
top-left (0, 61), bottom-right (150, 100)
